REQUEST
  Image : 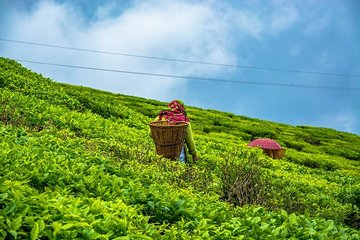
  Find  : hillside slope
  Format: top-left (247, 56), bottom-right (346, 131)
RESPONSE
top-left (1, 57), bottom-right (359, 239)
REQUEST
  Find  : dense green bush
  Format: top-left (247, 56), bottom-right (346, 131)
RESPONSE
top-left (1, 57), bottom-right (359, 238)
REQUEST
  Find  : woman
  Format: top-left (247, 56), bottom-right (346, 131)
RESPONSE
top-left (151, 100), bottom-right (198, 162)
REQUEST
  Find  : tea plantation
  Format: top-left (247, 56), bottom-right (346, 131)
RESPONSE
top-left (1, 57), bottom-right (359, 239)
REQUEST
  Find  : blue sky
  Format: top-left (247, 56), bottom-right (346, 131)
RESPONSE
top-left (1, 0), bottom-right (359, 134)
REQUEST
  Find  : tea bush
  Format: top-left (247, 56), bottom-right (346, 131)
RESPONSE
top-left (1, 57), bottom-right (359, 238)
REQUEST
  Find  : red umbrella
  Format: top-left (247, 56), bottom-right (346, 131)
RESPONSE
top-left (247, 138), bottom-right (282, 150)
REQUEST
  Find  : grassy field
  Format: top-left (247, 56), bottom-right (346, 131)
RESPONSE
top-left (1, 57), bottom-right (359, 239)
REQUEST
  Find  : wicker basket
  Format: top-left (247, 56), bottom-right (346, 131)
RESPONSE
top-left (263, 148), bottom-right (286, 159)
top-left (274, 148), bottom-right (286, 159)
top-left (149, 121), bottom-right (188, 159)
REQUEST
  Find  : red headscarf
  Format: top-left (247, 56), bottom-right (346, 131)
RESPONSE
top-left (158, 100), bottom-right (189, 124)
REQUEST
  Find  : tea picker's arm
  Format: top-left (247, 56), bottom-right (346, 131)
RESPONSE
top-left (185, 123), bottom-right (197, 160)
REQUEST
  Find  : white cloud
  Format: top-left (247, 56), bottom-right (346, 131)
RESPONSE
top-left (94, 1), bottom-right (118, 20)
top-left (2, 0), bottom-right (238, 101)
top-left (2, 0), bottom-right (305, 101)
top-left (234, 11), bottom-right (264, 39)
top-left (269, 5), bottom-right (299, 33)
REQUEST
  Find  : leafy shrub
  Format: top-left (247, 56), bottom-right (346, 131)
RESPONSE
top-left (1, 57), bottom-right (360, 237)
top-left (303, 135), bottom-right (322, 145)
top-left (203, 127), bottom-right (211, 133)
top-left (284, 140), bottom-right (306, 151)
top-left (321, 146), bottom-right (360, 161)
top-left (345, 209), bottom-right (360, 229)
top-left (219, 149), bottom-right (269, 206)
top-left (243, 126), bottom-right (277, 140)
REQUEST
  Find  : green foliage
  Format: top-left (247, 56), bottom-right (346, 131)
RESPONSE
top-left (219, 148), bottom-right (269, 206)
top-left (1, 57), bottom-right (360, 238)
top-left (283, 140), bottom-right (306, 151)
